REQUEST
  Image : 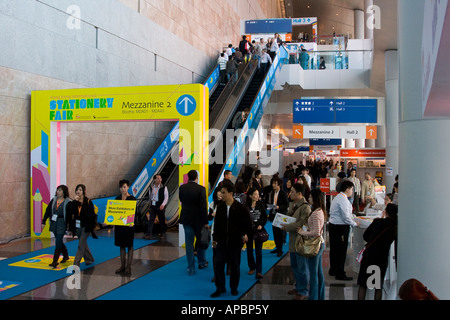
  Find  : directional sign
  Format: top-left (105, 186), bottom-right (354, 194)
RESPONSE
top-left (176, 94), bottom-right (196, 116)
top-left (245, 19), bottom-right (292, 33)
top-left (293, 99), bottom-right (335, 123)
top-left (293, 99), bottom-right (377, 124)
top-left (293, 125), bottom-right (378, 139)
top-left (293, 125), bottom-right (304, 139)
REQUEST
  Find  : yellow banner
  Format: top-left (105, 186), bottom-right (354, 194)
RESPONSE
top-left (31, 84), bottom-right (209, 238)
top-left (104, 200), bottom-right (137, 227)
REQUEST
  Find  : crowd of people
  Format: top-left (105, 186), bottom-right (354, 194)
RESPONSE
top-left (40, 159), bottom-right (435, 300)
top-left (217, 33), bottom-right (291, 85)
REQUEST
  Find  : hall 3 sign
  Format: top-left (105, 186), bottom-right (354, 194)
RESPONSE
top-left (293, 125), bottom-right (377, 140)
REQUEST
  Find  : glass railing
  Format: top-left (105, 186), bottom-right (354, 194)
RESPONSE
top-left (283, 49), bottom-right (373, 70)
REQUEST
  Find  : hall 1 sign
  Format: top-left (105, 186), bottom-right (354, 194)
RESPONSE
top-left (340, 149), bottom-right (386, 158)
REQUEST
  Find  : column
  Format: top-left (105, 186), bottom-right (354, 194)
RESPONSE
top-left (385, 50), bottom-right (399, 192)
top-left (397, 0), bottom-right (450, 299)
top-left (355, 139), bottom-right (365, 148)
top-left (345, 139), bottom-right (355, 148)
top-left (354, 9), bottom-right (365, 39)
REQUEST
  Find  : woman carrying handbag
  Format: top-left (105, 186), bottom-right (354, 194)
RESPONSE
top-left (297, 189), bottom-right (326, 300)
top-left (357, 203), bottom-right (398, 300)
top-left (246, 188), bottom-right (267, 279)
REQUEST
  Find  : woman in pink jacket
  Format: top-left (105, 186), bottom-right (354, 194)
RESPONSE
top-left (297, 189), bottom-right (326, 300)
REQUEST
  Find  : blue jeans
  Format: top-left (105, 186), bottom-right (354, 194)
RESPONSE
top-left (306, 243), bottom-right (325, 300)
top-left (183, 224), bottom-right (206, 274)
top-left (290, 252), bottom-right (310, 296)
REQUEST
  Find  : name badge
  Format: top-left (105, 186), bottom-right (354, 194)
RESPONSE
top-left (51, 214), bottom-right (58, 222)
top-left (76, 220), bottom-right (81, 228)
top-left (152, 201), bottom-right (156, 206)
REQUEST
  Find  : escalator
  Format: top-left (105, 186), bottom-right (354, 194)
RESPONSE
top-left (135, 59), bottom-right (262, 230)
top-left (92, 47), bottom-right (288, 230)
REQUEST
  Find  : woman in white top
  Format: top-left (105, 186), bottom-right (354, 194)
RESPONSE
top-left (297, 189), bottom-right (326, 300)
top-left (269, 38), bottom-right (279, 60)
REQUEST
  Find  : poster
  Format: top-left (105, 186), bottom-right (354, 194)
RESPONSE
top-left (272, 213), bottom-right (296, 229)
top-left (104, 200), bottom-right (137, 227)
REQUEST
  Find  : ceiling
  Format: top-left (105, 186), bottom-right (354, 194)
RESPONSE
top-left (269, 0), bottom-right (398, 145)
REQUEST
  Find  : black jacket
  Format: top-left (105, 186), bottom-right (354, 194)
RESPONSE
top-left (246, 200), bottom-right (267, 234)
top-left (213, 200), bottom-right (252, 247)
top-left (179, 181), bottom-right (208, 227)
top-left (68, 198), bottom-right (97, 233)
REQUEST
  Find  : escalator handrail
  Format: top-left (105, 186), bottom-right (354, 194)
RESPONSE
top-left (208, 47), bottom-right (289, 202)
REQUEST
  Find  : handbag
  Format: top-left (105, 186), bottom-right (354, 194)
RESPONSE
top-left (254, 228), bottom-right (269, 243)
top-left (295, 234), bottom-right (322, 258)
top-left (198, 226), bottom-right (211, 249)
top-left (356, 225), bottom-right (392, 264)
top-left (295, 210), bottom-right (322, 258)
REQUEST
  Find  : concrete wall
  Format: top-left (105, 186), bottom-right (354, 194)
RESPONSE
top-left (0, 0), bottom-right (280, 242)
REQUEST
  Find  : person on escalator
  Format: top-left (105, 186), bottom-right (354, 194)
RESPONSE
top-left (226, 54), bottom-right (239, 83)
top-left (259, 48), bottom-right (272, 76)
top-left (144, 174), bottom-right (169, 240)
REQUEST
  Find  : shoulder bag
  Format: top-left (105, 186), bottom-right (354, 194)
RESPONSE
top-left (356, 224), bottom-right (392, 263)
top-left (254, 227), bottom-right (269, 243)
top-left (295, 210), bottom-right (323, 258)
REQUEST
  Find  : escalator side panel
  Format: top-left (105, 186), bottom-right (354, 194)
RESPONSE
top-left (208, 47), bottom-right (289, 203)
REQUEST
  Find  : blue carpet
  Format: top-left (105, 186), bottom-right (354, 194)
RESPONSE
top-left (0, 236), bottom-right (153, 300)
top-left (97, 224), bottom-right (289, 300)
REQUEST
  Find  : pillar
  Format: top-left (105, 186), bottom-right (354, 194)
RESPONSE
top-left (397, 0), bottom-right (450, 299)
top-left (385, 50), bottom-right (399, 192)
top-left (354, 9), bottom-right (365, 39)
top-left (355, 139), bottom-right (365, 148)
top-left (345, 139), bottom-right (355, 148)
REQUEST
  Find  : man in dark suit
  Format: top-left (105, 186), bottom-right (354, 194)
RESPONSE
top-left (179, 170), bottom-right (209, 276)
top-left (211, 180), bottom-right (252, 298)
top-left (266, 176), bottom-right (289, 257)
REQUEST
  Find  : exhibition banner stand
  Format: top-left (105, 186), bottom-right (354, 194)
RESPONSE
top-left (31, 84), bottom-right (209, 238)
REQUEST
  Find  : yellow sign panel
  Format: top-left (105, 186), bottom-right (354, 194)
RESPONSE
top-left (104, 200), bottom-right (137, 227)
top-left (31, 84), bottom-right (209, 238)
top-left (9, 254), bottom-right (82, 271)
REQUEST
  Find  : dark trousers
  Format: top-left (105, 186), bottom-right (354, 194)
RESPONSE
top-left (246, 237), bottom-right (263, 273)
top-left (353, 193), bottom-right (360, 213)
top-left (272, 225), bottom-right (283, 253)
top-left (147, 206), bottom-right (166, 235)
top-left (213, 242), bottom-right (242, 292)
top-left (219, 69), bottom-right (227, 84)
top-left (260, 62), bottom-right (269, 76)
top-left (328, 223), bottom-right (350, 277)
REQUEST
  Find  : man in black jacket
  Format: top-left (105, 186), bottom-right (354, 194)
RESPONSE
top-left (179, 170), bottom-right (209, 276)
top-left (266, 176), bottom-right (289, 257)
top-left (211, 180), bottom-right (252, 298)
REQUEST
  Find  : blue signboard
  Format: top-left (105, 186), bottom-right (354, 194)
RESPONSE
top-left (293, 99), bottom-right (377, 124)
top-left (310, 139), bottom-right (342, 146)
top-left (245, 19), bottom-right (292, 34)
top-left (335, 99), bottom-right (377, 123)
top-left (293, 99), bottom-right (335, 123)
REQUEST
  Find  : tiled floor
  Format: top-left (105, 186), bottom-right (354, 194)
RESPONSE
top-left (1, 226), bottom-right (363, 301)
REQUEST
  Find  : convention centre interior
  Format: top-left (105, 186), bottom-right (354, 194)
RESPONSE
top-left (0, 0), bottom-right (449, 306)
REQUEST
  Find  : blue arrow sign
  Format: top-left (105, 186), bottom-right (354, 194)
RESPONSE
top-left (176, 94), bottom-right (196, 116)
